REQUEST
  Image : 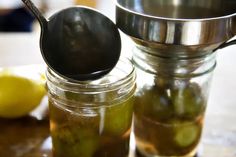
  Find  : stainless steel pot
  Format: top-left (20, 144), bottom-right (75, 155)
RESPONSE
top-left (116, 0), bottom-right (236, 57)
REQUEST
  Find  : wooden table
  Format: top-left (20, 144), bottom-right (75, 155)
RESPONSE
top-left (0, 33), bottom-right (236, 157)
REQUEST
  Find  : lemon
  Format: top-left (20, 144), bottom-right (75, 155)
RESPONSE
top-left (0, 74), bottom-right (46, 118)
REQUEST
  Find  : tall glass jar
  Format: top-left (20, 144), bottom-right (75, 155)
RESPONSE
top-left (46, 59), bottom-right (136, 157)
top-left (133, 46), bottom-right (216, 157)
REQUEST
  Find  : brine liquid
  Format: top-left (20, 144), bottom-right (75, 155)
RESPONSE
top-left (134, 114), bottom-right (203, 157)
top-left (49, 97), bottom-right (134, 157)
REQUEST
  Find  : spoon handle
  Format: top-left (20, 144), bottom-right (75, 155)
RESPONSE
top-left (21, 0), bottom-right (48, 28)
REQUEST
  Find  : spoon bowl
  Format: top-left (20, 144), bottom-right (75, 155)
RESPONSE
top-left (22, 0), bottom-right (121, 81)
top-left (43, 7), bottom-right (121, 81)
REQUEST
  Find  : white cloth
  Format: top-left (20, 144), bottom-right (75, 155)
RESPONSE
top-left (0, 0), bottom-right (43, 9)
top-left (0, 0), bottom-right (22, 9)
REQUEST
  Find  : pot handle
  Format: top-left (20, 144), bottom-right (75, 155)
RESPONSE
top-left (214, 38), bottom-right (236, 51)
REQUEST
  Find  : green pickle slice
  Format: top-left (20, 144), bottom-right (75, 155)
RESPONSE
top-left (135, 85), bottom-right (173, 121)
top-left (172, 83), bottom-right (205, 118)
top-left (52, 127), bottom-right (99, 157)
top-left (104, 96), bottom-right (134, 135)
top-left (174, 122), bottom-right (200, 147)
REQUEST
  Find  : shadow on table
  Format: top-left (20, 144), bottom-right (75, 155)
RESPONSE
top-left (134, 149), bottom-right (199, 157)
top-left (0, 114), bottom-right (51, 157)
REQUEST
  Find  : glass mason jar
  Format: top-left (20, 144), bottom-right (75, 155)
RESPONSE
top-left (46, 59), bottom-right (136, 157)
top-left (132, 46), bottom-right (216, 157)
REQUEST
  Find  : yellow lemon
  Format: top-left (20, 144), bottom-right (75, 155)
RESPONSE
top-left (0, 75), bottom-right (46, 118)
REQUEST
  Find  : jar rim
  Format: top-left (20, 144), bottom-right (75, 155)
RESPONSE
top-left (133, 47), bottom-right (217, 77)
top-left (46, 58), bottom-right (136, 93)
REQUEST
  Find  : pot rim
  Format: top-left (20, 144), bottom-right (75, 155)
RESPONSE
top-left (116, 1), bottom-right (236, 22)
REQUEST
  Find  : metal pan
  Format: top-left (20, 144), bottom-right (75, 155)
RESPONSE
top-left (116, 0), bottom-right (236, 57)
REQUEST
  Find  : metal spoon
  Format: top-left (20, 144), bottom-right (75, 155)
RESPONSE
top-left (21, 0), bottom-right (121, 81)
